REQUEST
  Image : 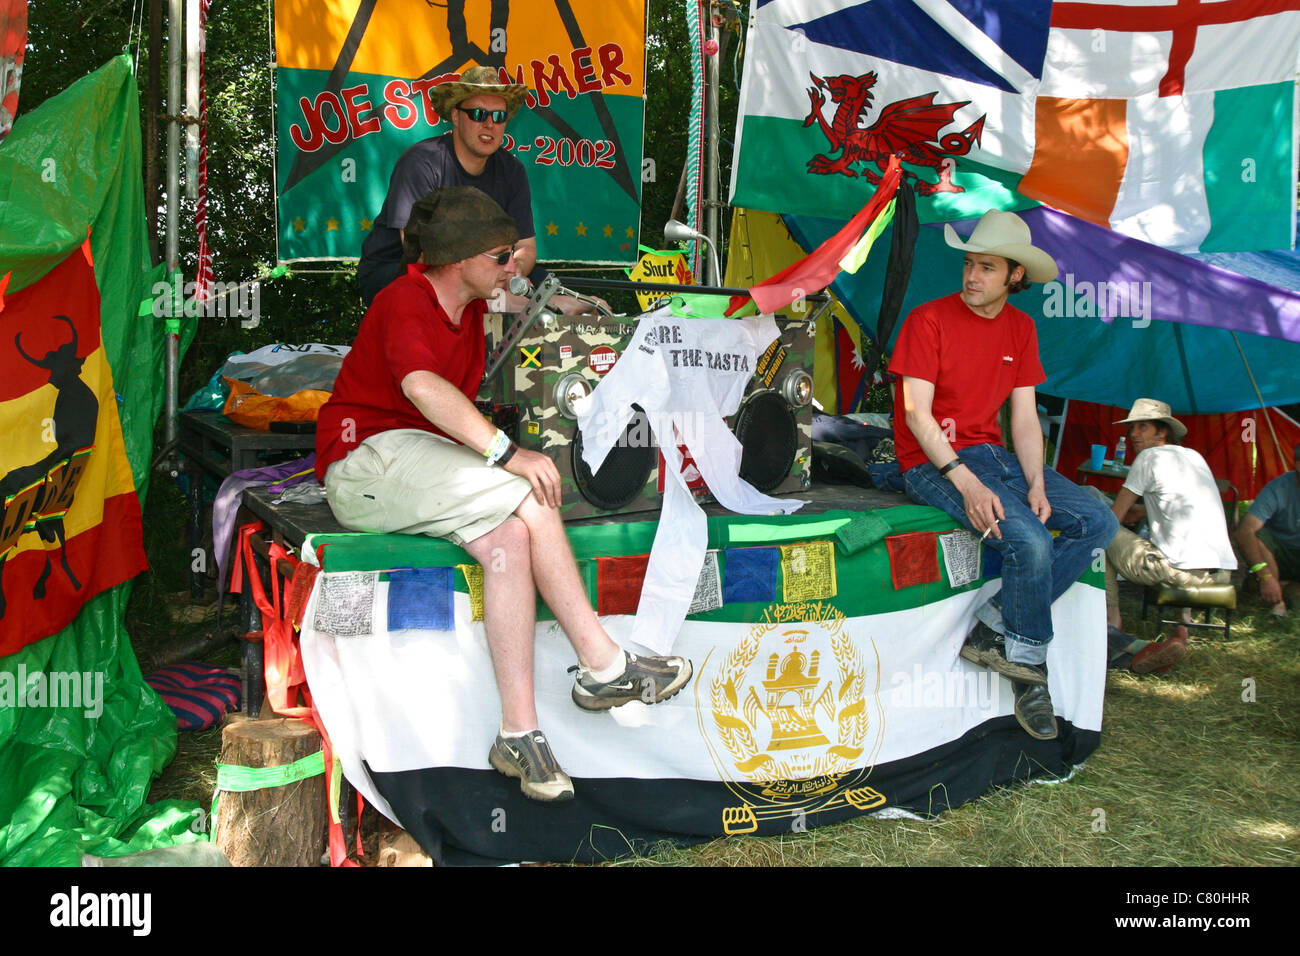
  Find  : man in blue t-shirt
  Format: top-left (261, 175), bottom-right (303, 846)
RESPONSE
top-left (358, 66), bottom-right (537, 306)
top-left (358, 66), bottom-right (602, 315)
top-left (1236, 442), bottom-right (1300, 614)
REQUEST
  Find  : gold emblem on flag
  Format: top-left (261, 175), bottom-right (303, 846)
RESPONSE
top-left (704, 602), bottom-right (886, 831)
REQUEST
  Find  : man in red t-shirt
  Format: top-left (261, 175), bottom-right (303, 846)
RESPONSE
top-left (889, 210), bottom-right (1117, 741)
top-left (316, 187), bottom-right (692, 803)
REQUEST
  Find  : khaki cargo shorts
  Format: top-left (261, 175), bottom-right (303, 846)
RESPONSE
top-left (323, 429), bottom-right (533, 546)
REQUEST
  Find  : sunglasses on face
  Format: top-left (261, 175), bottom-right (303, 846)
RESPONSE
top-left (480, 248), bottom-right (516, 265)
top-left (458, 106), bottom-right (508, 124)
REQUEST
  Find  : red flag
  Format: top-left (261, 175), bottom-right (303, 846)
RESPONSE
top-left (596, 553), bottom-right (650, 616)
top-left (836, 320), bottom-right (867, 414)
top-left (885, 532), bottom-right (940, 590)
top-left (0, 0), bottom-right (28, 143)
top-left (729, 155), bottom-right (903, 316)
top-left (0, 244), bottom-right (146, 656)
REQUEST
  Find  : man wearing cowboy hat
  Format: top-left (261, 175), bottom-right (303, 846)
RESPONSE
top-left (889, 209), bottom-right (1118, 741)
top-left (1236, 442), bottom-right (1300, 616)
top-left (358, 66), bottom-right (564, 309)
top-left (1103, 399), bottom-right (1236, 670)
top-left (319, 186), bottom-right (692, 804)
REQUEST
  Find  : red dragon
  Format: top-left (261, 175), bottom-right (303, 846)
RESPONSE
top-left (803, 71), bottom-right (985, 194)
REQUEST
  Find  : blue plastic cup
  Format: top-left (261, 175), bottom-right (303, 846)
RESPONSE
top-left (1090, 444), bottom-right (1107, 470)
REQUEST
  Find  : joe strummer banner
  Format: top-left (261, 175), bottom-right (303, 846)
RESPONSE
top-left (275, 0), bottom-right (646, 266)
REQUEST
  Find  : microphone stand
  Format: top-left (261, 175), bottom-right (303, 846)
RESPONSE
top-left (482, 274), bottom-right (563, 383)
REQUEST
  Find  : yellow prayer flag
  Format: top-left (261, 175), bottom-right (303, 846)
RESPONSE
top-left (780, 541), bottom-right (838, 603)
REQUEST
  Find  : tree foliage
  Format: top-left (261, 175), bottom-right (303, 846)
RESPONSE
top-left (21, 1), bottom-right (740, 400)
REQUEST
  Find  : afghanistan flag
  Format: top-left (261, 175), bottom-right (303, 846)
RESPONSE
top-left (298, 508), bottom-right (1104, 865)
top-left (730, 0), bottom-right (1300, 253)
top-left (275, 0), bottom-right (646, 265)
top-left (0, 243), bottom-right (147, 657)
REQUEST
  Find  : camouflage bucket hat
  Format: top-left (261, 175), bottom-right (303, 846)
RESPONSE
top-left (403, 186), bottom-right (518, 267)
top-left (430, 65), bottom-right (529, 120)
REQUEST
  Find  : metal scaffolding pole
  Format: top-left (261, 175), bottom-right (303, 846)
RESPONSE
top-left (161, 0), bottom-right (183, 475)
top-left (704, 6), bottom-right (722, 286)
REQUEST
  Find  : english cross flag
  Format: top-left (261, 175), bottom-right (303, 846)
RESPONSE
top-left (731, 0), bottom-right (1300, 252)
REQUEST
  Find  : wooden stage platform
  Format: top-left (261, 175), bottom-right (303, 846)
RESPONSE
top-left (240, 480), bottom-right (908, 551)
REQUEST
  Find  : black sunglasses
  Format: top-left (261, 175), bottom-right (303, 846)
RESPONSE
top-left (480, 248), bottom-right (516, 265)
top-left (458, 106), bottom-right (508, 124)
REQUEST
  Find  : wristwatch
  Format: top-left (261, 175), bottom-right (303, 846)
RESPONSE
top-left (938, 457), bottom-right (965, 480)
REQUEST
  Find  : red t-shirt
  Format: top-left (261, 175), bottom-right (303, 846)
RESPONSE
top-left (888, 293), bottom-right (1045, 472)
top-left (315, 264), bottom-right (486, 481)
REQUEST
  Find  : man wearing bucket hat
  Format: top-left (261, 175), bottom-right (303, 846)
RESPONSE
top-left (1235, 442), bottom-right (1300, 616)
top-left (317, 186), bottom-right (693, 804)
top-left (889, 209), bottom-right (1118, 741)
top-left (1102, 399), bottom-right (1236, 671)
top-left (358, 66), bottom-right (538, 307)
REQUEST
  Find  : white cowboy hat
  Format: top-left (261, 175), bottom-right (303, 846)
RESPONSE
top-left (430, 65), bottom-right (530, 121)
top-left (943, 210), bottom-right (1059, 283)
top-left (1114, 398), bottom-right (1188, 441)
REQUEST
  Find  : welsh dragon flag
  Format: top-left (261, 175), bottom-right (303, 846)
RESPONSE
top-left (731, 0), bottom-right (1300, 253)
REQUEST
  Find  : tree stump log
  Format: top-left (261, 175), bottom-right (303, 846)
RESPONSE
top-left (214, 714), bottom-right (327, 867)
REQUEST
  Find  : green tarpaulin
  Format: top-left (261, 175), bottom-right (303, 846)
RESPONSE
top-left (0, 55), bottom-right (200, 866)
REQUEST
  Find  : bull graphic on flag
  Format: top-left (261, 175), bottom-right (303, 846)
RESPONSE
top-left (0, 244), bottom-right (147, 657)
top-left (0, 314), bottom-right (97, 617)
top-left (803, 71), bottom-right (985, 195)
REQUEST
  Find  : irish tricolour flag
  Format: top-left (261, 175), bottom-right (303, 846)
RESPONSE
top-left (731, 0), bottom-right (1300, 253)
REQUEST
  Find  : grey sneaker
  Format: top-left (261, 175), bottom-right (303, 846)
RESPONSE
top-left (570, 652), bottom-right (693, 711)
top-left (959, 622), bottom-right (1048, 685)
top-left (488, 731), bottom-right (574, 802)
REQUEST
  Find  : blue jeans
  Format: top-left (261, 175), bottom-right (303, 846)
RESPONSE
top-left (904, 444), bottom-right (1118, 665)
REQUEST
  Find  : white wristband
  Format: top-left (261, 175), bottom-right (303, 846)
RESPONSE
top-left (483, 429), bottom-right (510, 465)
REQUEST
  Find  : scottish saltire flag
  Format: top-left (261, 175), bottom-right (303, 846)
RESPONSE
top-left (731, 0), bottom-right (1300, 253)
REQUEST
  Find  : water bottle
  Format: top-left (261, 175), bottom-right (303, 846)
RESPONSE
top-left (1114, 436), bottom-right (1127, 465)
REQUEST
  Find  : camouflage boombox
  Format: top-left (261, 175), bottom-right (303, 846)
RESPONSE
top-left (478, 305), bottom-right (815, 521)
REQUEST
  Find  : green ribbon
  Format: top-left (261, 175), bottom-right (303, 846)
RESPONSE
top-left (207, 750), bottom-right (326, 842)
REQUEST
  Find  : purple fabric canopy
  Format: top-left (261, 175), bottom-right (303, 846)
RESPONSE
top-left (1020, 207), bottom-right (1300, 344)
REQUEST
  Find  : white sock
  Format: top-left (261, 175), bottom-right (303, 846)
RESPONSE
top-left (587, 650), bottom-right (628, 683)
top-left (499, 726), bottom-right (537, 739)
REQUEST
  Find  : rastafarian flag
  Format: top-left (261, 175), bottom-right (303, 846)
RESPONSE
top-left (275, 0), bottom-right (646, 265)
top-left (0, 243), bottom-right (146, 656)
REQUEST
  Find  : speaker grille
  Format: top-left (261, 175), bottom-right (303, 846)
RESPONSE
top-left (735, 390), bottom-right (797, 493)
top-left (572, 408), bottom-right (655, 510)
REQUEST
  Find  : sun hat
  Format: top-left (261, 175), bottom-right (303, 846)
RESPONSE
top-left (430, 65), bottom-right (529, 121)
top-left (1114, 398), bottom-right (1188, 441)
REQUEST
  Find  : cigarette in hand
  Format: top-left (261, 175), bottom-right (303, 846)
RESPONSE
top-left (980, 520), bottom-right (1000, 541)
